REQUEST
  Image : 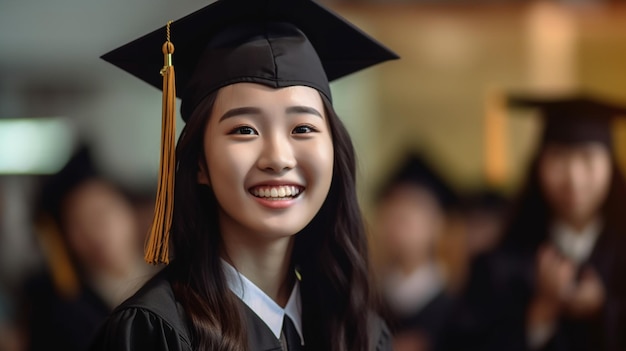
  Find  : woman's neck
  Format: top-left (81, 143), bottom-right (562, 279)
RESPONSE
top-left (558, 214), bottom-right (601, 234)
top-left (221, 225), bottom-right (295, 307)
top-left (394, 252), bottom-right (432, 276)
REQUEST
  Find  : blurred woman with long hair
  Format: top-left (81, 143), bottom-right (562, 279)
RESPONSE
top-left (445, 94), bottom-right (626, 351)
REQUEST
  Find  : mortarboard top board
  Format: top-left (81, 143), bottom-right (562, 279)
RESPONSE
top-left (508, 93), bottom-right (626, 145)
top-left (101, 0), bottom-right (399, 122)
top-left (378, 153), bottom-right (458, 210)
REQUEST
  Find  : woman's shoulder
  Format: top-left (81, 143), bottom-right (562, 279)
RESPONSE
top-left (369, 312), bottom-right (392, 351)
top-left (89, 267), bottom-right (192, 351)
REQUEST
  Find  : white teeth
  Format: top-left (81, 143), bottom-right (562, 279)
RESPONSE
top-left (251, 185), bottom-right (303, 198)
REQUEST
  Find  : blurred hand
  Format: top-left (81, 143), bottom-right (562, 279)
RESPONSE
top-left (535, 244), bottom-right (576, 304)
top-left (393, 330), bottom-right (429, 351)
top-left (564, 267), bottom-right (605, 318)
top-left (528, 245), bottom-right (576, 329)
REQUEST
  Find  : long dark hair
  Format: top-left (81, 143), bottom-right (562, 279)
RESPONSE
top-left (501, 143), bottom-right (626, 253)
top-left (169, 90), bottom-right (375, 351)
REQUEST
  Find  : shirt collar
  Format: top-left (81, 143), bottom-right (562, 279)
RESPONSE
top-left (384, 263), bottom-right (445, 315)
top-left (550, 219), bottom-right (602, 264)
top-left (222, 260), bottom-right (304, 345)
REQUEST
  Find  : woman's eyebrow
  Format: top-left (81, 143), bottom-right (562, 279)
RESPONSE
top-left (219, 107), bottom-right (262, 122)
top-left (286, 106), bottom-right (323, 118)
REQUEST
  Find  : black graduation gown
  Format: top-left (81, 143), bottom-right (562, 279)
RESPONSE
top-left (390, 291), bottom-right (455, 351)
top-left (23, 271), bottom-right (111, 351)
top-left (89, 267), bottom-right (392, 351)
top-left (442, 229), bottom-right (626, 351)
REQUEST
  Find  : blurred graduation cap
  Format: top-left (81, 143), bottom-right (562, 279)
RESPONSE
top-left (459, 188), bottom-right (510, 215)
top-left (508, 93), bottom-right (626, 146)
top-left (377, 153), bottom-right (458, 210)
top-left (39, 145), bottom-right (98, 222)
top-left (102, 0), bottom-right (398, 264)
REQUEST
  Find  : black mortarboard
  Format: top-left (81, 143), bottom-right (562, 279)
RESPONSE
top-left (102, 0), bottom-right (399, 122)
top-left (508, 93), bottom-right (626, 146)
top-left (39, 145), bottom-right (98, 223)
top-left (378, 154), bottom-right (458, 210)
top-left (101, 0), bottom-right (398, 264)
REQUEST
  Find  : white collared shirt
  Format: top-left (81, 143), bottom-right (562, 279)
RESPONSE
top-left (222, 261), bottom-right (304, 345)
top-left (550, 219), bottom-right (602, 265)
top-left (383, 263), bottom-right (445, 316)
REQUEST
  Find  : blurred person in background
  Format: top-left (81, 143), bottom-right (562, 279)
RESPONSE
top-left (458, 189), bottom-right (509, 260)
top-left (1, 280), bottom-right (25, 351)
top-left (20, 145), bottom-right (156, 351)
top-left (375, 153), bottom-right (458, 351)
top-left (443, 94), bottom-right (626, 351)
top-left (128, 189), bottom-right (156, 244)
top-left (439, 189), bottom-right (510, 298)
top-left (0, 179), bottom-right (26, 351)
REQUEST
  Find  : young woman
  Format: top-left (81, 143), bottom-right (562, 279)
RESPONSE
top-left (444, 94), bottom-right (626, 351)
top-left (90, 0), bottom-right (398, 350)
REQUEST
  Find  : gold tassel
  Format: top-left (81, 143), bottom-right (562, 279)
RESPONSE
top-left (484, 87), bottom-right (508, 187)
top-left (36, 214), bottom-right (80, 299)
top-left (145, 21), bottom-right (176, 264)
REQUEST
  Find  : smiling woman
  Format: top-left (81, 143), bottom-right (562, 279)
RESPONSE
top-left (89, 0), bottom-right (398, 350)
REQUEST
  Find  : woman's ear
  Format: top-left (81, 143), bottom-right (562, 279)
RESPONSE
top-left (197, 160), bottom-right (211, 186)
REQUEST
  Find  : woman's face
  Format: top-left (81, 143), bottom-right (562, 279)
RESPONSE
top-left (538, 142), bottom-right (612, 226)
top-left (377, 183), bottom-right (444, 262)
top-left (199, 83), bottom-right (334, 240)
top-left (63, 180), bottom-right (138, 274)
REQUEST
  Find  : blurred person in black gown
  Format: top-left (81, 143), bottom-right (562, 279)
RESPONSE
top-left (443, 94), bottom-right (626, 351)
top-left (458, 189), bottom-right (510, 260)
top-left (1, 280), bottom-right (24, 351)
top-left (375, 153), bottom-right (458, 351)
top-left (21, 146), bottom-right (155, 351)
top-left (1, 184), bottom-right (25, 351)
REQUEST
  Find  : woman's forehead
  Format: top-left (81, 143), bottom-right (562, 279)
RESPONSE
top-left (213, 83), bottom-right (324, 112)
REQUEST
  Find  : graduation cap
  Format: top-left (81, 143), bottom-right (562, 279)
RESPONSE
top-left (377, 153), bottom-right (458, 210)
top-left (508, 93), bottom-right (626, 146)
top-left (101, 0), bottom-right (399, 264)
top-left (102, 0), bottom-right (399, 121)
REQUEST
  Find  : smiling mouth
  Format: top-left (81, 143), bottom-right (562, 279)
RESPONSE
top-left (249, 185), bottom-right (304, 200)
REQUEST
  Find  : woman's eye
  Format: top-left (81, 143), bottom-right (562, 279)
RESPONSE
top-left (230, 126), bottom-right (258, 135)
top-left (293, 125), bottom-right (317, 134)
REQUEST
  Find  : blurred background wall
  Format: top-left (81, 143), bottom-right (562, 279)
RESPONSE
top-left (1, 0), bottom-right (626, 286)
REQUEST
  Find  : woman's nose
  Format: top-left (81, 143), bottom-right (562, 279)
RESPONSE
top-left (256, 134), bottom-right (296, 173)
